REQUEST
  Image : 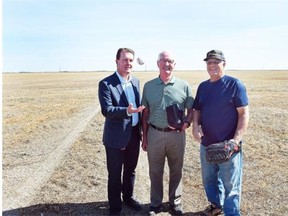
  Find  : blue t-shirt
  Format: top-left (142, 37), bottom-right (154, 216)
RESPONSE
top-left (193, 75), bottom-right (248, 146)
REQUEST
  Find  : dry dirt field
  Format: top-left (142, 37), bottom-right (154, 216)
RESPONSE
top-left (2, 71), bottom-right (288, 216)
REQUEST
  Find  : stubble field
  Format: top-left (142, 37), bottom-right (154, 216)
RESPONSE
top-left (2, 70), bottom-right (288, 216)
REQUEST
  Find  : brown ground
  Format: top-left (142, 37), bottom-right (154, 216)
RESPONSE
top-left (2, 71), bottom-right (288, 216)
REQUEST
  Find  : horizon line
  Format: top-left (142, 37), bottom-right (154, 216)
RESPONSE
top-left (2, 69), bottom-right (288, 74)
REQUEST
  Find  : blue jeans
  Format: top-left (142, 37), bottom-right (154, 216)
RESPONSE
top-left (200, 144), bottom-right (243, 216)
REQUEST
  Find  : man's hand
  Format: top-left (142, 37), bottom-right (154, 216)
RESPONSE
top-left (181, 122), bottom-right (190, 131)
top-left (127, 103), bottom-right (145, 114)
top-left (141, 139), bottom-right (148, 152)
top-left (192, 125), bottom-right (204, 143)
top-left (168, 122), bottom-right (189, 132)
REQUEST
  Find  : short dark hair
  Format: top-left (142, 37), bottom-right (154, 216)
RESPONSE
top-left (116, 48), bottom-right (135, 60)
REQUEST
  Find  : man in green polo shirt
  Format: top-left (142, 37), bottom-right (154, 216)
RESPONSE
top-left (141, 51), bottom-right (194, 215)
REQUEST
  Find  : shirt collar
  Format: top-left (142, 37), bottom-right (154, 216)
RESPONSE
top-left (156, 76), bottom-right (176, 85)
top-left (116, 71), bottom-right (132, 84)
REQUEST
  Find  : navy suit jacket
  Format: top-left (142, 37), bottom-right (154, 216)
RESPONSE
top-left (98, 72), bottom-right (141, 149)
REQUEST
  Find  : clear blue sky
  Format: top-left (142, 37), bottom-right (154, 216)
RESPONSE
top-left (3, 0), bottom-right (288, 72)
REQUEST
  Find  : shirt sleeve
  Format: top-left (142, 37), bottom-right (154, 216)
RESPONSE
top-left (141, 84), bottom-right (149, 107)
top-left (185, 83), bottom-right (194, 109)
top-left (192, 85), bottom-right (201, 110)
top-left (235, 80), bottom-right (249, 107)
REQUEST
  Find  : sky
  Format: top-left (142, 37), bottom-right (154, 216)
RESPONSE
top-left (3, 0), bottom-right (288, 72)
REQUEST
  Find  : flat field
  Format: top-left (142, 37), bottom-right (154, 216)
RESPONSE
top-left (2, 70), bottom-right (288, 215)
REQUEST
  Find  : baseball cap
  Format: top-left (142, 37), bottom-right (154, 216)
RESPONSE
top-left (204, 50), bottom-right (225, 61)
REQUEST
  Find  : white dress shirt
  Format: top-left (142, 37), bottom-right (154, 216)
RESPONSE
top-left (116, 71), bottom-right (139, 126)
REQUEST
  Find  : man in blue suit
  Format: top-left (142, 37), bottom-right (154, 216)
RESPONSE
top-left (98, 48), bottom-right (145, 216)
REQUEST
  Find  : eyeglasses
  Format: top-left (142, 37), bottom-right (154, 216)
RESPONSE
top-left (159, 59), bottom-right (175, 64)
top-left (206, 60), bottom-right (222, 65)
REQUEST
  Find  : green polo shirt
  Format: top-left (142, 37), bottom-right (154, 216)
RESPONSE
top-left (142, 76), bottom-right (194, 128)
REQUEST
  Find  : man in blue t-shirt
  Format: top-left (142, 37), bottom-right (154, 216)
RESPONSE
top-left (192, 50), bottom-right (249, 216)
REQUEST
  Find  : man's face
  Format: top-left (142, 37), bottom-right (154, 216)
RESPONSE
top-left (206, 58), bottom-right (226, 80)
top-left (116, 51), bottom-right (134, 75)
top-left (157, 52), bottom-right (176, 77)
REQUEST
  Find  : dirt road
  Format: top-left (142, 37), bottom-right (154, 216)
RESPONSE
top-left (2, 101), bottom-right (207, 215)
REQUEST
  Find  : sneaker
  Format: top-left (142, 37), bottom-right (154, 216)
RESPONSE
top-left (203, 204), bottom-right (222, 216)
top-left (148, 205), bottom-right (162, 216)
top-left (169, 204), bottom-right (183, 215)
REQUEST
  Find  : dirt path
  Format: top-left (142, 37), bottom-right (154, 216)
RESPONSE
top-left (2, 103), bottom-right (100, 211)
top-left (3, 103), bottom-right (288, 215)
top-left (3, 102), bottom-right (199, 215)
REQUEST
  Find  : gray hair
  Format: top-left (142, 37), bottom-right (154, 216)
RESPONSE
top-left (157, 51), bottom-right (175, 62)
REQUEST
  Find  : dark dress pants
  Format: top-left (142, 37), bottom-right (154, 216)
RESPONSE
top-left (105, 125), bottom-right (140, 213)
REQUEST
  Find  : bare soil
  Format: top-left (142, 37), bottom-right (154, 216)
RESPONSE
top-left (2, 71), bottom-right (288, 216)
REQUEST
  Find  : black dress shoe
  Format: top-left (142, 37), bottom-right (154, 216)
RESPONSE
top-left (169, 204), bottom-right (183, 215)
top-left (148, 205), bottom-right (162, 215)
top-left (109, 209), bottom-right (121, 216)
top-left (123, 197), bottom-right (143, 211)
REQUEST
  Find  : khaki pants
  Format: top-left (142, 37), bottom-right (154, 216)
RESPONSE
top-left (147, 125), bottom-right (186, 207)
